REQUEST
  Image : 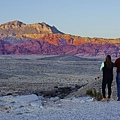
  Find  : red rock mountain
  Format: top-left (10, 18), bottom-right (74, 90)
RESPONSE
top-left (0, 20), bottom-right (120, 56)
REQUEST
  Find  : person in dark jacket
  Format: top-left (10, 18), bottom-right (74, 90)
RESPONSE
top-left (114, 52), bottom-right (120, 101)
top-left (100, 55), bottom-right (114, 101)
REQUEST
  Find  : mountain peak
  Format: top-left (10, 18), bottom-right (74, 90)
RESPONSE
top-left (0, 20), bottom-right (64, 36)
top-left (0, 20), bottom-right (25, 29)
top-left (41, 22), bottom-right (46, 25)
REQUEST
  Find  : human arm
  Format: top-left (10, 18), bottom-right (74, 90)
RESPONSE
top-left (114, 59), bottom-right (117, 67)
top-left (100, 62), bottom-right (104, 72)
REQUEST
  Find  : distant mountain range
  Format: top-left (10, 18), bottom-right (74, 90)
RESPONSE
top-left (0, 20), bottom-right (120, 57)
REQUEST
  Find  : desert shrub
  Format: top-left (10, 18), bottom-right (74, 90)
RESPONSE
top-left (96, 89), bottom-right (102, 101)
top-left (86, 88), bottom-right (102, 101)
top-left (86, 88), bottom-right (93, 97)
top-left (93, 88), bottom-right (97, 98)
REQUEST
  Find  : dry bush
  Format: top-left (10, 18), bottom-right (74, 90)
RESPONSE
top-left (86, 88), bottom-right (102, 101)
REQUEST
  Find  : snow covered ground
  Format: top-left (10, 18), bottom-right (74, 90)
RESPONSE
top-left (0, 94), bottom-right (120, 120)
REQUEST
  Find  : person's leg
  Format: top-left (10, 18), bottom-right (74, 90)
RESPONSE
top-left (102, 80), bottom-right (106, 98)
top-left (107, 81), bottom-right (112, 99)
top-left (116, 73), bottom-right (120, 101)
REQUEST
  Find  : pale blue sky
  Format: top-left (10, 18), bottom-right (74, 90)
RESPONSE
top-left (0, 0), bottom-right (120, 38)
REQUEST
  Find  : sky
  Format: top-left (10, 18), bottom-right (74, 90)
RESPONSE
top-left (0, 0), bottom-right (120, 39)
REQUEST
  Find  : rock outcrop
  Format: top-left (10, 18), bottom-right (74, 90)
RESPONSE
top-left (0, 20), bottom-right (64, 38)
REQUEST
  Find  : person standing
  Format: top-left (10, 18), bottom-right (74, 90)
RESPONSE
top-left (114, 52), bottom-right (120, 101)
top-left (100, 55), bottom-right (114, 101)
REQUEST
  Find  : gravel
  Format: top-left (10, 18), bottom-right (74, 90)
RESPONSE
top-left (0, 96), bottom-right (120, 120)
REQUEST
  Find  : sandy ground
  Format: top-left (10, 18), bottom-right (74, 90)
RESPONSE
top-left (0, 55), bottom-right (117, 99)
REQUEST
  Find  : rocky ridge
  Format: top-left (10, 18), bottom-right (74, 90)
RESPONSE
top-left (0, 20), bottom-right (64, 36)
top-left (0, 39), bottom-right (119, 57)
top-left (0, 20), bottom-right (120, 56)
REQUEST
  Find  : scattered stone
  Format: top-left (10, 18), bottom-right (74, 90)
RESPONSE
top-left (0, 106), bottom-right (11, 111)
top-left (15, 113), bottom-right (23, 115)
top-left (50, 97), bottom-right (60, 102)
top-left (7, 93), bottom-right (12, 96)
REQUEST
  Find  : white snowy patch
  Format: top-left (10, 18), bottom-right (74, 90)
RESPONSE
top-left (0, 94), bottom-right (120, 120)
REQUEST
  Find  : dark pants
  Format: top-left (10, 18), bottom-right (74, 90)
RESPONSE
top-left (116, 73), bottom-right (120, 100)
top-left (102, 79), bottom-right (112, 98)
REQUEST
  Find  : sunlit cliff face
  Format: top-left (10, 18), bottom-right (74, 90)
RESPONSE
top-left (22, 33), bottom-right (120, 46)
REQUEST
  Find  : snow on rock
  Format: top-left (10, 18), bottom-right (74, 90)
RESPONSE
top-left (0, 95), bottom-right (14, 102)
top-left (49, 96), bottom-right (60, 102)
top-left (72, 96), bottom-right (94, 102)
top-left (30, 101), bottom-right (43, 108)
top-left (60, 96), bottom-right (94, 103)
top-left (13, 94), bottom-right (38, 103)
top-left (0, 94), bottom-right (43, 110)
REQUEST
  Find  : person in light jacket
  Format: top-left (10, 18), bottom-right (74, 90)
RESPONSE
top-left (100, 55), bottom-right (114, 101)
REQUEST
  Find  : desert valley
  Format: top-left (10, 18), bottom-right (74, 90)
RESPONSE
top-left (0, 20), bottom-right (120, 119)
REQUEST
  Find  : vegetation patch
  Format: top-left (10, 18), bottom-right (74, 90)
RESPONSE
top-left (86, 88), bottom-right (102, 101)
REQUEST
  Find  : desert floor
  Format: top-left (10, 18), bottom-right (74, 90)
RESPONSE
top-left (0, 55), bottom-right (117, 100)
